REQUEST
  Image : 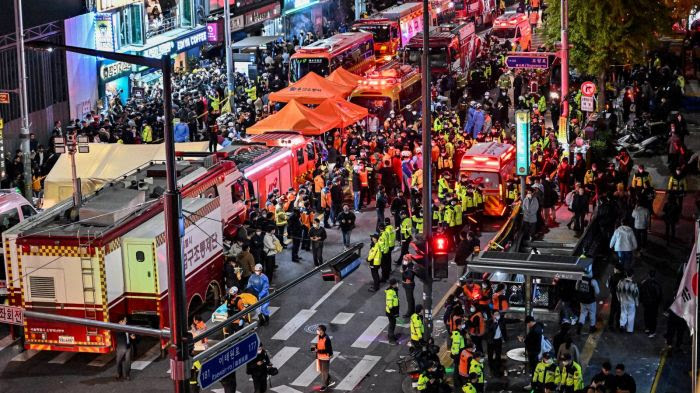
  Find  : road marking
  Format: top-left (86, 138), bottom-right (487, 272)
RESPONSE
top-left (88, 353), bottom-right (115, 367)
top-left (272, 309), bottom-right (315, 341)
top-left (290, 352), bottom-right (340, 387)
top-left (0, 335), bottom-right (16, 351)
top-left (131, 344), bottom-right (161, 370)
top-left (310, 281), bottom-right (343, 311)
top-left (270, 346), bottom-right (299, 369)
top-left (335, 354), bottom-right (381, 391)
top-left (351, 316), bottom-right (389, 349)
top-left (270, 386), bottom-right (303, 393)
top-left (211, 389), bottom-right (241, 393)
top-left (330, 312), bottom-right (354, 325)
top-left (11, 350), bottom-right (39, 362)
top-left (48, 351), bottom-right (76, 364)
top-left (269, 306), bottom-right (280, 316)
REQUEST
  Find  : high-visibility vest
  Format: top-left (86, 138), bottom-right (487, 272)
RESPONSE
top-left (450, 330), bottom-right (465, 356)
top-left (385, 288), bottom-right (399, 314)
top-left (555, 362), bottom-right (583, 390)
top-left (384, 225), bottom-right (396, 248)
top-left (458, 348), bottom-right (474, 377)
top-left (378, 231), bottom-right (389, 253)
top-left (469, 358), bottom-right (484, 383)
top-left (631, 172), bottom-right (651, 188)
top-left (506, 184), bottom-right (518, 200)
top-left (454, 205), bottom-right (463, 225)
top-left (433, 206), bottom-right (444, 223)
top-left (492, 292), bottom-right (509, 311)
top-left (584, 170), bottom-right (595, 185)
top-left (314, 175), bottom-right (325, 193)
top-left (469, 313), bottom-right (485, 336)
top-left (316, 335), bottom-right (330, 360)
top-left (462, 383), bottom-right (477, 393)
top-left (359, 170), bottom-right (369, 187)
top-left (275, 209), bottom-right (287, 226)
top-left (410, 313), bottom-right (424, 341)
top-left (462, 193), bottom-right (474, 210)
top-left (668, 176), bottom-right (687, 192)
top-left (417, 373), bottom-right (429, 390)
top-left (400, 217), bottom-right (413, 238)
top-left (412, 216), bottom-right (424, 233)
top-left (533, 361), bottom-right (548, 385)
top-left (190, 359), bottom-right (201, 386)
top-left (367, 243), bottom-right (382, 266)
top-left (474, 189), bottom-right (483, 206)
top-left (321, 190), bottom-right (331, 208)
top-left (444, 206), bottom-right (456, 227)
top-left (438, 177), bottom-right (452, 198)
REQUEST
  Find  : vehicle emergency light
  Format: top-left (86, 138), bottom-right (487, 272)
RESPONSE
top-left (432, 235), bottom-right (449, 279)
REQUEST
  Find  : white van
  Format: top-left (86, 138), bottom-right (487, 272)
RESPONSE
top-left (0, 190), bottom-right (36, 300)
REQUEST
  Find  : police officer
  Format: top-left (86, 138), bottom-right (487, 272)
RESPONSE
top-left (367, 234), bottom-right (382, 292)
top-left (397, 210), bottom-right (413, 264)
top-left (410, 304), bottom-right (425, 348)
top-left (469, 352), bottom-right (485, 393)
top-left (451, 326), bottom-right (467, 389)
top-left (381, 218), bottom-right (396, 281)
top-left (385, 278), bottom-right (400, 344)
top-left (667, 167), bottom-right (687, 199)
top-left (401, 256), bottom-right (416, 318)
top-left (462, 373), bottom-right (479, 393)
top-left (505, 178), bottom-right (519, 206)
top-left (532, 352), bottom-right (557, 393)
top-left (630, 164), bottom-right (652, 192)
top-left (554, 353), bottom-right (583, 393)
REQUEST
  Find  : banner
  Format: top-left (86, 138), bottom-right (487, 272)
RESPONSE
top-left (671, 245), bottom-right (698, 334)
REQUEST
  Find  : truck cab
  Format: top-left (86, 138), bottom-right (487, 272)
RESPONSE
top-left (404, 28), bottom-right (463, 78)
top-left (491, 12), bottom-right (532, 51)
top-left (459, 142), bottom-right (515, 216)
top-left (0, 190), bottom-right (36, 300)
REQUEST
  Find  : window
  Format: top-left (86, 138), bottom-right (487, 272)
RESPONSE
top-left (0, 209), bottom-right (20, 234)
top-left (306, 143), bottom-right (316, 161)
top-left (29, 276), bottom-right (55, 299)
top-left (231, 182), bottom-right (244, 203)
top-left (296, 148), bottom-right (305, 165)
top-left (20, 204), bottom-right (36, 219)
top-left (135, 251), bottom-right (146, 262)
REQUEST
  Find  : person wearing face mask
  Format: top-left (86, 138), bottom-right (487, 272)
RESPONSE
top-left (630, 165), bottom-right (651, 192)
top-left (554, 353), bottom-right (583, 393)
top-left (337, 204), bottom-right (356, 249)
top-left (309, 218), bottom-right (327, 267)
top-left (385, 279), bottom-right (400, 344)
top-left (467, 305), bottom-right (485, 353)
top-left (247, 264), bottom-right (271, 326)
top-left (468, 351), bottom-right (485, 393)
top-left (522, 187), bottom-right (539, 241)
top-left (532, 352), bottom-right (557, 393)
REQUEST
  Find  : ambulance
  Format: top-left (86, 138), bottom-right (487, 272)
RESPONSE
top-left (459, 142), bottom-right (515, 216)
top-left (491, 12), bottom-right (532, 51)
top-left (349, 62), bottom-right (421, 121)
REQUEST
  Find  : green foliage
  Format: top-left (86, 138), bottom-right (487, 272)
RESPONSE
top-left (589, 128), bottom-right (615, 161)
top-left (543, 0), bottom-right (673, 78)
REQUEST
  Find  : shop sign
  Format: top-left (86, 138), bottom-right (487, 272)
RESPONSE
top-left (283, 0), bottom-right (320, 14)
top-left (245, 3), bottom-right (281, 27)
top-left (140, 28), bottom-right (207, 58)
top-left (230, 15), bottom-right (245, 31)
top-left (175, 30), bottom-right (207, 52)
top-left (100, 61), bottom-right (132, 81)
top-left (95, 13), bottom-right (116, 52)
top-left (96, 0), bottom-right (141, 12)
top-left (207, 20), bottom-right (223, 43)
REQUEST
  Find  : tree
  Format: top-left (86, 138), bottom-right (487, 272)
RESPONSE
top-left (662, 0), bottom-right (700, 25)
top-left (542, 0), bottom-right (672, 108)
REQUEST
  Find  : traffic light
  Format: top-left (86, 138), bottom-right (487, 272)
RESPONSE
top-left (432, 234), bottom-right (449, 279)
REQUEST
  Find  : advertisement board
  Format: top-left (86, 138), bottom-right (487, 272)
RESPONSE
top-left (515, 110), bottom-right (530, 176)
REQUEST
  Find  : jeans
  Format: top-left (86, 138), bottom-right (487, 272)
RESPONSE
top-left (617, 251), bottom-right (634, 271)
top-left (403, 283), bottom-right (415, 316)
top-left (620, 302), bottom-right (636, 333)
top-left (634, 228), bottom-right (647, 248)
top-left (342, 230), bottom-right (352, 247)
top-left (353, 191), bottom-right (361, 211)
top-left (579, 302), bottom-right (597, 326)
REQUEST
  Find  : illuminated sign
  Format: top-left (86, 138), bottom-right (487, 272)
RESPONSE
top-left (96, 0), bottom-right (141, 12)
top-left (100, 61), bottom-right (132, 81)
top-left (207, 21), bottom-right (223, 43)
top-left (94, 13), bottom-right (116, 51)
top-left (140, 28), bottom-right (208, 58)
top-left (176, 30), bottom-right (207, 51)
top-left (245, 3), bottom-right (281, 27)
top-left (515, 110), bottom-right (530, 176)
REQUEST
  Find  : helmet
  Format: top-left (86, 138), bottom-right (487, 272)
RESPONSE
top-left (228, 286), bottom-right (239, 295)
top-left (254, 264), bottom-right (263, 272)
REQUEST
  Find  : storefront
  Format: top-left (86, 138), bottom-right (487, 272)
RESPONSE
top-left (206, 0), bottom-right (283, 43)
top-left (282, 0), bottom-right (329, 39)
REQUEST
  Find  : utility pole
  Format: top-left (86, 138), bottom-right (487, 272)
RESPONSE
top-left (13, 0), bottom-right (33, 201)
top-left (421, 0), bottom-right (433, 340)
top-left (161, 55), bottom-right (190, 393)
top-left (560, 0), bottom-right (569, 118)
top-left (223, 0), bottom-right (235, 112)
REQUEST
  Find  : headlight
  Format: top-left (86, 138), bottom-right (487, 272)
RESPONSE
top-left (549, 92), bottom-right (560, 100)
top-left (384, 55), bottom-right (393, 61)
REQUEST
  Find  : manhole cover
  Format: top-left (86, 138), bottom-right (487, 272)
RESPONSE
top-left (304, 323), bottom-right (321, 334)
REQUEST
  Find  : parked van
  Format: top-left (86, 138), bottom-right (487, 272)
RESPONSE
top-left (0, 190), bottom-right (36, 300)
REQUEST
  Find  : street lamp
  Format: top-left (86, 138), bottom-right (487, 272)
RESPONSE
top-left (26, 40), bottom-right (191, 393)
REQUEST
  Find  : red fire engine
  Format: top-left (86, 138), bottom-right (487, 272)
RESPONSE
top-left (404, 22), bottom-right (481, 79)
top-left (455, 0), bottom-right (498, 27)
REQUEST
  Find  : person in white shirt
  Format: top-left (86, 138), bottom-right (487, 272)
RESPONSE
top-left (616, 270), bottom-right (639, 333)
top-left (630, 202), bottom-right (650, 249)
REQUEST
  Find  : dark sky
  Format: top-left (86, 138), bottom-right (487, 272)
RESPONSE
top-left (0, 0), bottom-right (86, 36)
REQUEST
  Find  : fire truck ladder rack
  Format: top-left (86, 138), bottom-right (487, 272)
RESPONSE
top-left (228, 146), bottom-right (281, 172)
top-left (78, 234), bottom-right (98, 334)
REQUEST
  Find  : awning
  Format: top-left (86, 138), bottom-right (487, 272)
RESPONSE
top-left (313, 97), bottom-right (368, 128)
top-left (231, 36), bottom-right (282, 50)
top-left (466, 251), bottom-right (591, 280)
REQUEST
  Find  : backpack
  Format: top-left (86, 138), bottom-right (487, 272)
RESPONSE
top-left (539, 334), bottom-right (553, 360)
top-left (565, 191), bottom-right (575, 210)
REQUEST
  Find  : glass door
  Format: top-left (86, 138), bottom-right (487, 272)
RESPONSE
top-left (180, 0), bottom-right (195, 27)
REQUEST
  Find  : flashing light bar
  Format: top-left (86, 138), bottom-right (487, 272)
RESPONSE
top-left (244, 150), bottom-right (292, 178)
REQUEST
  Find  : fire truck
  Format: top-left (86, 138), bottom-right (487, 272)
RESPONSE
top-left (459, 142), bottom-right (515, 216)
top-left (491, 12), bottom-right (532, 51)
top-left (3, 157), bottom-right (243, 353)
top-left (455, 0), bottom-right (498, 26)
top-left (404, 22), bottom-right (481, 80)
top-left (431, 0), bottom-right (456, 23)
top-left (352, 2), bottom-right (435, 63)
top-left (349, 62), bottom-right (421, 121)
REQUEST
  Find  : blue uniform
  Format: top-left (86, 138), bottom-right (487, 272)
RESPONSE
top-left (247, 273), bottom-right (270, 316)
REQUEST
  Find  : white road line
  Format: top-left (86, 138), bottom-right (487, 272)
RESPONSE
top-left (10, 349), bottom-right (39, 362)
top-left (335, 355), bottom-right (381, 391)
top-left (290, 352), bottom-right (340, 387)
top-left (48, 351), bottom-right (76, 364)
top-left (131, 344), bottom-right (161, 370)
top-left (272, 309), bottom-right (315, 341)
top-left (0, 335), bottom-right (15, 351)
top-left (351, 316), bottom-right (389, 349)
top-left (330, 312), bottom-right (354, 325)
top-left (269, 306), bottom-right (280, 315)
top-left (88, 353), bottom-right (115, 367)
top-left (270, 386), bottom-right (303, 393)
top-left (211, 389), bottom-right (241, 393)
top-left (270, 346), bottom-right (299, 369)
top-left (310, 281), bottom-right (343, 311)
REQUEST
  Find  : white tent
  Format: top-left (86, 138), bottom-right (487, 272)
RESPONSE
top-left (43, 142), bottom-right (210, 208)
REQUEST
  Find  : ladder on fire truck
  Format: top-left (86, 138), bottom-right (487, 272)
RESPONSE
top-left (79, 236), bottom-right (98, 334)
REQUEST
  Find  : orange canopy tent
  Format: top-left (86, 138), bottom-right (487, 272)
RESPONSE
top-left (313, 97), bottom-right (369, 128)
top-left (246, 99), bottom-right (341, 136)
top-left (327, 67), bottom-right (364, 89)
top-left (268, 72), bottom-right (354, 105)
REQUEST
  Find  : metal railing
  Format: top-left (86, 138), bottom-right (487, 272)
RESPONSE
top-left (146, 15), bottom-right (181, 39)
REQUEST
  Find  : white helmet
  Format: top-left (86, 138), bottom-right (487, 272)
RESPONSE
top-left (254, 263), bottom-right (264, 272)
top-left (228, 286), bottom-right (239, 295)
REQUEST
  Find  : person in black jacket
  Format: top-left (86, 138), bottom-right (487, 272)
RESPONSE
top-left (337, 204), bottom-right (356, 248)
top-left (639, 270), bottom-right (663, 337)
top-left (522, 316), bottom-right (543, 381)
top-left (246, 345), bottom-right (271, 393)
top-left (570, 187), bottom-right (589, 235)
top-left (390, 191), bottom-right (408, 228)
top-left (486, 310), bottom-right (508, 377)
top-left (309, 219), bottom-right (327, 266)
top-left (287, 208), bottom-right (303, 262)
top-left (115, 316), bottom-right (136, 380)
top-left (330, 180), bottom-right (344, 226)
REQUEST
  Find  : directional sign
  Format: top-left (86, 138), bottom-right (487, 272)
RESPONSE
top-left (581, 81), bottom-right (596, 97)
top-left (198, 332), bottom-right (260, 390)
top-left (580, 96), bottom-right (595, 112)
top-left (0, 304), bottom-right (24, 326)
top-left (506, 54), bottom-right (549, 69)
top-left (0, 93), bottom-right (9, 104)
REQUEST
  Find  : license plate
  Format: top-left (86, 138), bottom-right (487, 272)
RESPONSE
top-left (58, 335), bottom-right (75, 344)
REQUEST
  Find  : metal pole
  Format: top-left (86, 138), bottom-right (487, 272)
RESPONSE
top-left (161, 55), bottom-right (190, 393)
top-left (13, 0), bottom-right (33, 201)
top-left (693, 219), bottom-right (699, 393)
top-left (421, 0), bottom-right (433, 341)
top-left (69, 130), bottom-right (81, 208)
top-left (24, 310), bottom-right (171, 339)
top-left (223, 0), bottom-right (235, 112)
top-left (560, 0), bottom-right (569, 118)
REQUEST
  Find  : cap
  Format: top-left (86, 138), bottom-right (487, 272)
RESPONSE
top-left (254, 264), bottom-right (263, 272)
top-left (228, 286), bottom-right (238, 295)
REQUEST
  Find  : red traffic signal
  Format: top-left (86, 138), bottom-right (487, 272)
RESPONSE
top-left (433, 235), bottom-right (449, 255)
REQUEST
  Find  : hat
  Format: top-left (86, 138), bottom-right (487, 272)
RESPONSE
top-left (254, 264), bottom-right (263, 272)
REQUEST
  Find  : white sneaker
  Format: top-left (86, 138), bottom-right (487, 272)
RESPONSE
top-left (648, 333), bottom-right (656, 338)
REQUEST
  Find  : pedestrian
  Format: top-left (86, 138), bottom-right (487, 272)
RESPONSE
top-left (410, 304), bottom-right (425, 349)
top-left (337, 204), bottom-right (356, 248)
top-left (617, 270), bottom-right (639, 334)
top-left (613, 364), bottom-right (636, 393)
top-left (385, 278), bottom-right (400, 344)
top-left (220, 371), bottom-right (237, 393)
top-left (274, 202), bottom-right (287, 246)
top-left (287, 208), bottom-right (303, 262)
top-left (380, 218), bottom-right (396, 282)
top-left (115, 316), bottom-right (135, 380)
top-left (397, 210), bottom-right (412, 264)
top-left (639, 270), bottom-right (663, 338)
top-left (247, 264), bottom-right (271, 326)
top-left (556, 336), bottom-right (580, 365)
top-left (262, 227), bottom-right (280, 284)
top-left (576, 271), bottom-right (600, 334)
top-left (631, 202), bottom-right (650, 249)
top-left (570, 186), bottom-right (589, 235)
top-left (662, 194), bottom-right (681, 245)
top-left (401, 256), bottom-right (416, 318)
top-left (522, 315), bottom-right (543, 388)
top-left (607, 264), bottom-right (625, 331)
top-left (522, 187), bottom-right (539, 240)
top-left (376, 185), bottom-right (388, 231)
top-left (367, 233), bottom-right (382, 292)
top-left (309, 218), bottom-right (327, 266)
top-left (312, 324), bottom-right (335, 391)
top-left (590, 362), bottom-right (615, 393)
top-left (486, 310), bottom-right (507, 376)
top-left (610, 219), bottom-right (637, 271)
top-left (246, 344), bottom-right (271, 393)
